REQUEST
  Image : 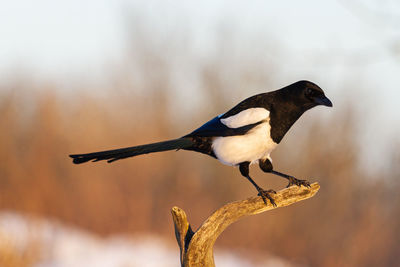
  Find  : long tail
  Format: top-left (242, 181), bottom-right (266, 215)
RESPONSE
top-left (69, 138), bottom-right (193, 164)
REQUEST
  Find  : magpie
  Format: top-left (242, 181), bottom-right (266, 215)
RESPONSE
top-left (70, 80), bottom-right (332, 206)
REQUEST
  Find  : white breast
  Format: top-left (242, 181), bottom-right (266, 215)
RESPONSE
top-left (212, 121), bottom-right (278, 166)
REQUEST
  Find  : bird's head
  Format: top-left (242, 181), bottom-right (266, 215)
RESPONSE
top-left (291, 80), bottom-right (333, 109)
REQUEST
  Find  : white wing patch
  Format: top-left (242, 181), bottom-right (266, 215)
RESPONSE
top-left (220, 108), bottom-right (270, 128)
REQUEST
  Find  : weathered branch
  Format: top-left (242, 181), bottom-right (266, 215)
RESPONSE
top-left (171, 182), bottom-right (320, 267)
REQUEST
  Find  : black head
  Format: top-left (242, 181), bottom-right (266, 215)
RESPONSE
top-left (265, 80), bottom-right (332, 144)
top-left (287, 80), bottom-right (333, 109)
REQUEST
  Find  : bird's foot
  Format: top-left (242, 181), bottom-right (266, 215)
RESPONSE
top-left (257, 189), bottom-right (277, 207)
top-left (286, 177), bottom-right (311, 188)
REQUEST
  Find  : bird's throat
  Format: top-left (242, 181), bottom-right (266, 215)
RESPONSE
top-left (269, 105), bottom-right (307, 144)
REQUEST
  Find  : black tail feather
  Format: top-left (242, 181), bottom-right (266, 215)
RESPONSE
top-left (69, 138), bottom-right (193, 164)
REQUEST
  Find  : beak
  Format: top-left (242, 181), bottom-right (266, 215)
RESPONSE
top-left (315, 95), bottom-right (333, 107)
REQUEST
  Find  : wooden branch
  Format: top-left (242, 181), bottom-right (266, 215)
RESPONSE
top-left (171, 183), bottom-right (320, 267)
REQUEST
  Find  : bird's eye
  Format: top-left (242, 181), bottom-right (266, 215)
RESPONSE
top-left (306, 88), bottom-right (313, 96)
top-left (306, 88), bottom-right (323, 100)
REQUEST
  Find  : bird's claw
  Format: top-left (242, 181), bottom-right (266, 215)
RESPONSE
top-left (286, 177), bottom-right (311, 188)
top-left (257, 189), bottom-right (277, 207)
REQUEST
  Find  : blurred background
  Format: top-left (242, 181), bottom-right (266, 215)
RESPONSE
top-left (1, 0), bottom-right (400, 266)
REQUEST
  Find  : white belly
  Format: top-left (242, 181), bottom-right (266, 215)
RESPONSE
top-left (211, 122), bottom-right (278, 166)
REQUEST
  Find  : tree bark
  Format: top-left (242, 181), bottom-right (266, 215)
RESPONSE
top-left (171, 182), bottom-right (320, 267)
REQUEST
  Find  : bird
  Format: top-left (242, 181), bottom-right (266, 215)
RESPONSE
top-left (69, 80), bottom-right (332, 206)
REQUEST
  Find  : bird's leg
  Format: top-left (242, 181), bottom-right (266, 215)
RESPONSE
top-left (259, 159), bottom-right (310, 188)
top-left (239, 162), bottom-right (276, 206)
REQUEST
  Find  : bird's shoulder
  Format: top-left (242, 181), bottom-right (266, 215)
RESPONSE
top-left (220, 92), bottom-right (274, 119)
top-left (184, 92), bottom-right (274, 138)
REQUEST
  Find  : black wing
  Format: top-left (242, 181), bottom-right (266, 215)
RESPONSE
top-left (183, 115), bottom-right (263, 138)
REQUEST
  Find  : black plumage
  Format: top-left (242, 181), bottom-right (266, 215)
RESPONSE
top-left (71, 138), bottom-right (193, 164)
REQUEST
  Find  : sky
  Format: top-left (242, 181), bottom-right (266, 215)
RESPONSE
top-left (0, 0), bottom-right (124, 78)
top-left (1, 0), bottom-right (399, 78)
top-left (1, 0), bottom-right (399, 170)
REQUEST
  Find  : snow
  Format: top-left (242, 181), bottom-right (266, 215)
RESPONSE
top-left (0, 212), bottom-right (294, 267)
